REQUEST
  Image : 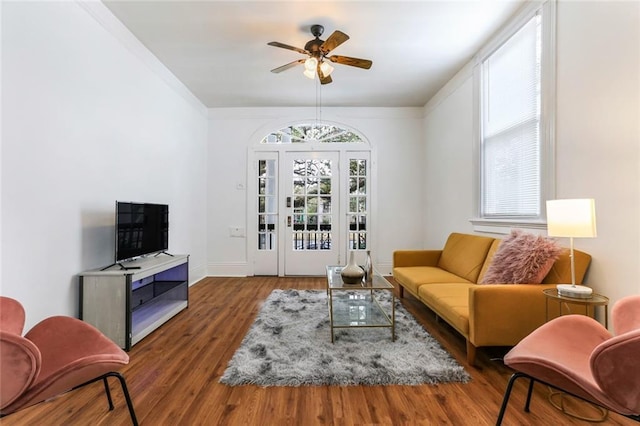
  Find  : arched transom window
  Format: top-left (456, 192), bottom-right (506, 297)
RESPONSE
top-left (261, 123), bottom-right (365, 144)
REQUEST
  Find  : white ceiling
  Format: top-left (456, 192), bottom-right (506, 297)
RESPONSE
top-left (102, 0), bottom-right (525, 108)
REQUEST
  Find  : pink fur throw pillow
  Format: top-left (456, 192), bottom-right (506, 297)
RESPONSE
top-left (480, 230), bottom-right (563, 284)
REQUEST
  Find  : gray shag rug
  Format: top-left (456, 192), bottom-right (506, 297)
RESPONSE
top-left (219, 289), bottom-right (470, 386)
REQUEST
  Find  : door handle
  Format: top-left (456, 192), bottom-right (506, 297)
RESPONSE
top-left (287, 216), bottom-right (292, 227)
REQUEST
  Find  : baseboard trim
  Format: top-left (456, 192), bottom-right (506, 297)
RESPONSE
top-left (207, 262), bottom-right (248, 277)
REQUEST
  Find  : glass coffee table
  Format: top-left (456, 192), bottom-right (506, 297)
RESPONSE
top-left (325, 265), bottom-right (395, 343)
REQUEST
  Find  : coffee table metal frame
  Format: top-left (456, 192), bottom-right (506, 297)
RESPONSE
top-left (325, 265), bottom-right (395, 343)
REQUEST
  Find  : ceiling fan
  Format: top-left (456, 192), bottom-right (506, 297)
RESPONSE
top-left (268, 24), bottom-right (373, 85)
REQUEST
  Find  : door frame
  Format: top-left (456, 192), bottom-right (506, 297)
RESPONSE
top-left (247, 142), bottom-right (376, 276)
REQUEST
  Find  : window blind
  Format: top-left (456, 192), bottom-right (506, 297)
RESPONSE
top-left (481, 13), bottom-right (541, 217)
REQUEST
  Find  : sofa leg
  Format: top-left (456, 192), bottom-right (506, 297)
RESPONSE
top-left (398, 285), bottom-right (404, 298)
top-left (466, 340), bottom-right (477, 366)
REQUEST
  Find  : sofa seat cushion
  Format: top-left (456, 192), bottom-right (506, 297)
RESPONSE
top-left (418, 283), bottom-right (474, 336)
top-left (393, 266), bottom-right (472, 295)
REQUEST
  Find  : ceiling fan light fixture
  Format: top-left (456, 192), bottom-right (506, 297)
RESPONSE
top-left (320, 61), bottom-right (334, 76)
top-left (268, 25), bottom-right (372, 85)
top-left (304, 57), bottom-right (318, 71)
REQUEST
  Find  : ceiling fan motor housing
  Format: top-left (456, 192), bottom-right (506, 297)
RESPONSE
top-left (305, 25), bottom-right (325, 57)
top-left (304, 39), bottom-right (324, 57)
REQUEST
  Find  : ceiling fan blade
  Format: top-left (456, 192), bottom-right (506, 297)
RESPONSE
top-left (320, 75), bottom-right (332, 85)
top-left (271, 59), bottom-right (305, 73)
top-left (267, 41), bottom-right (307, 55)
top-left (317, 63), bottom-right (333, 85)
top-left (328, 55), bottom-right (372, 69)
top-left (320, 30), bottom-right (349, 54)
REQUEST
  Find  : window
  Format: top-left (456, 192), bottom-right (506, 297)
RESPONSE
top-left (261, 123), bottom-right (364, 144)
top-left (474, 1), bottom-right (555, 231)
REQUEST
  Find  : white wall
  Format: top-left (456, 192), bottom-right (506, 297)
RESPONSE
top-left (1, 2), bottom-right (208, 329)
top-left (423, 67), bottom-right (476, 247)
top-left (554, 0), bottom-right (640, 304)
top-left (207, 107), bottom-right (424, 276)
top-left (422, 0), bottom-right (640, 311)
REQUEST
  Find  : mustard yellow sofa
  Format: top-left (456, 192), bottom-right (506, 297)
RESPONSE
top-left (393, 232), bottom-right (591, 366)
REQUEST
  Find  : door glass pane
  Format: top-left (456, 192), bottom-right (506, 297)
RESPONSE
top-left (293, 196), bottom-right (305, 213)
top-left (320, 196), bottom-right (331, 213)
top-left (319, 178), bottom-right (331, 194)
top-left (293, 178), bottom-right (305, 194)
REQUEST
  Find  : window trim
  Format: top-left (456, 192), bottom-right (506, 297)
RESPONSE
top-left (471, 0), bottom-right (556, 234)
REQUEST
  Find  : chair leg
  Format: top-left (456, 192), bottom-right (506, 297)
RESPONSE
top-left (107, 372), bottom-right (139, 426)
top-left (103, 377), bottom-right (115, 410)
top-left (496, 372), bottom-right (528, 425)
top-left (524, 377), bottom-right (535, 412)
top-left (73, 372), bottom-right (138, 426)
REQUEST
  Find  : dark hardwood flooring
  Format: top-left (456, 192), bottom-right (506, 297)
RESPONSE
top-left (3, 276), bottom-right (635, 425)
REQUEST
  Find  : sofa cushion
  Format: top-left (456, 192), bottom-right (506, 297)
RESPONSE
top-left (480, 230), bottom-right (563, 284)
top-left (477, 239), bottom-right (502, 283)
top-left (437, 233), bottom-right (496, 283)
top-left (418, 283), bottom-right (474, 335)
top-left (393, 266), bottom-right (472, 295)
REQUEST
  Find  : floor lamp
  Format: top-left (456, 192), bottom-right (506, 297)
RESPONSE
top-left (546, 199), bottom-right (597, 298)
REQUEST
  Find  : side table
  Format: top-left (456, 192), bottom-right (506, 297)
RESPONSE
top-left (542, 288), bottom-right (610, 422)
top-left (543, 288), bottom-right (609, 328)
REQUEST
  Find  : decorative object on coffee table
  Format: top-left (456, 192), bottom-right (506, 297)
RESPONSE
top-left (363, 250), bottom-right (373, 285)
top-left (341, 251), bottom-right (364, 284)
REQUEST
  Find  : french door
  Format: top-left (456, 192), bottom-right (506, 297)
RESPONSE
top-left (252, 149), bottom-right (370, 276)
top-left (284, 151), bottom-right (340, 275)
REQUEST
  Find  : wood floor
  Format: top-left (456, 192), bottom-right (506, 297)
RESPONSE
top-left (4, 276), bottom-right (635, 425)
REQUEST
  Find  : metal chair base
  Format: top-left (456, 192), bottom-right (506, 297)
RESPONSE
top-left (497, 372), bottom-right (640, 425)
top-left (1, 371), bottom-right (138, 426)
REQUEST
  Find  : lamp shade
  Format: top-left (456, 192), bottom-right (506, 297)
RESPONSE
top-left (546, 199), bottom-right (597, 238)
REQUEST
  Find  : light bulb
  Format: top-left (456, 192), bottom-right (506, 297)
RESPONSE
top-left (304, 57), bottom-right (318, 71)
top-left (303, 69), bottom-right (316, 79)
top-left (320, 61), bottom-right (334, 76)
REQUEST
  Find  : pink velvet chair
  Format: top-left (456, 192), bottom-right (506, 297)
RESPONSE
top-left (497, 294), bottom-right (640, 424)
top-left (0, 296), bottom-right (138, 425)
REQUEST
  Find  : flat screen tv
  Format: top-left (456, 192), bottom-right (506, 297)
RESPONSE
top-left (115, 201), bottom-right (168, 262)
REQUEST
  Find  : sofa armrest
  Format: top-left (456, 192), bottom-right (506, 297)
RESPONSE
top-left (468, 284), bottom-right (557, 347)
top-left (393, 250), bottom-right (442, 268)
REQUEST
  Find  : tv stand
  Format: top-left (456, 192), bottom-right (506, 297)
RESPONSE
top-left (80, 255), bottom-right (189, 350)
